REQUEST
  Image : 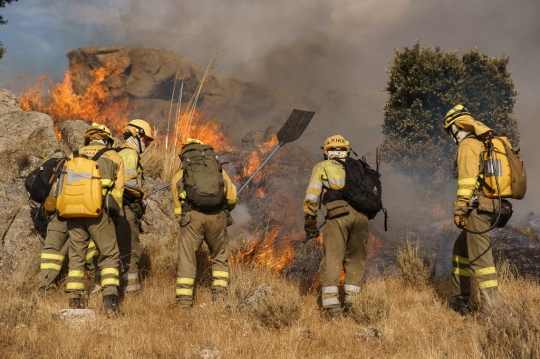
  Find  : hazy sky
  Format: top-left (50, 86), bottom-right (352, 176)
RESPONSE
top-left (0, 0), bottom-right (539, 216)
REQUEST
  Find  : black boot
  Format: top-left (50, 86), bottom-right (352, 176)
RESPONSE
top-left (451, 298), bottom-right (471, 316)
top-left (69, 297), bottom-right (83, 309)
top-left (101, 295), bottom-right (125, 317)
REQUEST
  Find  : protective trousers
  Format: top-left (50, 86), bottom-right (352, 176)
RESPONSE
top-left (176, 210), bottom-right (229, 307)
top-left (452, 208), bottom-right (498, 309)
top-left (39, 216), bottom-right (98, 289)
top-left (115, 204), bottom-right (142, 292)
top-left (320, 205), bottom-right (369, 310)
top-left (65, 211), bottom-right (120, 299)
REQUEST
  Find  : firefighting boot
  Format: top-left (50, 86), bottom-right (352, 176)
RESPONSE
top-left (175, 296), bottom-right (193, 310)
top-left (325, 307), bottom-right (342, 319)
top-left (451, 298), bottom-right (471, 316)
top-left (101, 295), bottom-right (125, 317)
top-left (212, 287), bottom-right (228, 302)
top-left (69, 297), bottom-right (84, 309)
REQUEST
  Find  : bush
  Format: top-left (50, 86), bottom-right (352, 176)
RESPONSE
top-left (396, 240), bottom-right (436, 287)
top-left (347, 280), bottom-right (390, 324)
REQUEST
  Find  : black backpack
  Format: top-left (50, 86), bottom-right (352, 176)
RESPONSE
top-left (324, 157), bottom-right (386, 223)
top-left (24, 157), bottom-right (67, 204)
top-left (180, 143), bottom-right (225, 212)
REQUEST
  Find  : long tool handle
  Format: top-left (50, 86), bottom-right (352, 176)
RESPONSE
top-left (146, 183), bottom-right (171, 197)
top-left (238, 143), bottom-right (283, 195)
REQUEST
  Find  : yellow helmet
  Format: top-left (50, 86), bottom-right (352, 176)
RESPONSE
top-left (84, 122), bottom-right (114, 145)
top-left (443, 104), bottom-right (471, 129)
top-left (123, 119), bottom-right (153, 140)
top-left (323, 135), bottom-right (350, 155)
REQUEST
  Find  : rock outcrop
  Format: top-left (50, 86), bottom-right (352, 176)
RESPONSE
top-left (67, 46), bottom-right (309, 144)
top-left (0, 89), bottom-right (177, 283)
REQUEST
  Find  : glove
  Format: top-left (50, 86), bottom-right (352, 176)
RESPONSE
top-left (454, 215), bottom-right (467, 229)
top-left (304, 214), bottom-right (319, 239)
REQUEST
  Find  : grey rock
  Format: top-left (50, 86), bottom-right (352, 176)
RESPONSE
top-left (357, 327), bottom-right (383, 340)
top-left (53, 309), bottom-right (97, 328)
top-left (199, 346), bottom-right (221, 359)
top-left (238, 284), bottom-right (272, 311)
top-left (59, 119), bottom-right (89, 155)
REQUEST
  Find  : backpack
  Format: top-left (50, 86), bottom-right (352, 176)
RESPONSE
top-left (480, 136), bottom-right (527, 200)
top-left (56, 148), bottom-right (112, 218)
top-left (324, 157), bottom-right (385, 221)
top-left (25, 157), bottom-right (67, 204)
top-left (180, 143), bottom-right (225, 212)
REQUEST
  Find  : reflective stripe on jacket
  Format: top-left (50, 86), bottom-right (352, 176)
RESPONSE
top-left (303, 159), bottom-right (345, 217)
top-left (118, 144), bottom-right (145, 197)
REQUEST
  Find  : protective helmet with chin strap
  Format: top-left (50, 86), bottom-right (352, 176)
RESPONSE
top-left (123, 119), bottom-right (154, 140)
top-left (443, 104), bottom-right (471, 130)
top-left (323, 135), bottom-right (350, 155)
top-left (84, 122), bottom-right (114, 146)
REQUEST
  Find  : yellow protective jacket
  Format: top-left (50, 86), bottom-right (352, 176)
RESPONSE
top-left (117, 143), bottom-right (145, 199)
top-left (453, 137), bottom-right (485, 216)
top-left (72, 142), bottom-right (125, 205)
top-left (303, 159), bottom-right (346, 217)
top-left (171, 168), bottom-right (237, 218)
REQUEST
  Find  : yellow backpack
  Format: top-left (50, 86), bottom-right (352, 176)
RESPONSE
top-left (481, 136), bottom-right (527, 200)
top-left (56, 148), bottom-right (112, 218)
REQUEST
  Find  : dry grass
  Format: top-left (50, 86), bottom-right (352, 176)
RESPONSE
top-left (3, 236), bottom-right (540, 359)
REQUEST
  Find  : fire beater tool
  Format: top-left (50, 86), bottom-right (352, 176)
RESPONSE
top-left (237, 109), bottom-right (315, 195)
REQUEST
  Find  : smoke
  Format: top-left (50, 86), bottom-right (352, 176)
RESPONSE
top-left (1, 0), bottom-right (539, 220)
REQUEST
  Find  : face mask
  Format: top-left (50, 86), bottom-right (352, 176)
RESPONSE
top-left (447, 124), bottom-right (472, 145)
top-left (327, 150), bottom-right (348, 159)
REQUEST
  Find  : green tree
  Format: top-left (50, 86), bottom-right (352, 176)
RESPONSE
top-left (381, 41), bottom-right (518, 185)
top-left (0, 0), bottom-right (18, 59)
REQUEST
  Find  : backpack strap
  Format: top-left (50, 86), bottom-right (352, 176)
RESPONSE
top-left (91, 147), bottom-right (113, 161)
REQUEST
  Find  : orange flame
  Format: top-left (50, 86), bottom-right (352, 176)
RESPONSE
top-left (231, 228), bottom-right (299, 272)
top-left (19, 56), bottom-right (131, 137)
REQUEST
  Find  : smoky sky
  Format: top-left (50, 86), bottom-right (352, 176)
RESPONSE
top-left (1, 0), bottom-right (539, 217)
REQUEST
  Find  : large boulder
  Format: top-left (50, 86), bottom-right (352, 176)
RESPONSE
top-left (0, 89), bottom-right (178, 284)
top-left (66, 46), bottom-right (309, 144)
top-left (0, 89), bottom-right (60, 182)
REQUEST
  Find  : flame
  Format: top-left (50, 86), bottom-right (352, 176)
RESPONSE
top-left (233, 134), bottom-right (278, 195)
top-left (19, 57), bottom-right (131, 138)
top-left (231, 228), bottom-right (298, 272)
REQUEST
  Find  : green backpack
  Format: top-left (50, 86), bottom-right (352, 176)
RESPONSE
top-left (180, 143), bottom-right (225, 212)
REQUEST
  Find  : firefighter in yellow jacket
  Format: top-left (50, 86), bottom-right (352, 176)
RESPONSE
top-left (304, 135), bottom-right (369, 318)
top-left (64, 123), bottom-right (125, 315)
top-left (115, 119), bottom-right (154, 293)
top-left (444, 105), bottom-right (499, 315)
top-left (171, 138), bottom-right (237, 309)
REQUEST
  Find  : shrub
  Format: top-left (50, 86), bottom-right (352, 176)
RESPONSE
top-left (396, 240), bottom-right (436, 287)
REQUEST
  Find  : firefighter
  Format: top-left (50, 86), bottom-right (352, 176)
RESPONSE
top-left (115, 119), bottom-right (154, 293)
top-left (303, 135), bottom-right (369, 318)
top-left (444, 104), bottom-right (499, 316)
top-left (38, 215), bottom-right (99, 291)
top-left (64, 123), bottom-right (125, 316)
top-left (171, 138), bottom-right (237, 310)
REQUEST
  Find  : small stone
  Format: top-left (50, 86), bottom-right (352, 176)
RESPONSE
top-left (53, 309), bottom-right (97, 328)
top-left (357, 327), bottom-right (382, 340)
top-left (199, 346), bottom-right (221, 359)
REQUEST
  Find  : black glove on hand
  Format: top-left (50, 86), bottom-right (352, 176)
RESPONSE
top-left (304, 214), bottom-right (319, 239)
